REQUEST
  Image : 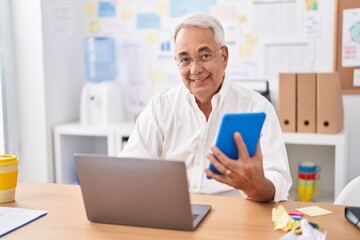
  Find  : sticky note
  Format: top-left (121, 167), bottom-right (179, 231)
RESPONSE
top-left (89, 20), bottom-right (100, 33)
top-left (146, 31), bottom-right (158, 44)
top-left (239, 44), bottom-right (252, 58)
top-left (295, 206), bottom-right (333, 217)
top-left (118, 7), bottom-right (132, 20)
top-left (157, 2), bottom-right (168, 16)
top-left (238, 15), bottom-right (247, 25)
top-left (84, 2), bottom-right (97, 16)
top-left (151, 70), bottom-right (164, 84)
top-left (245, 33), bottom-right (257, 45)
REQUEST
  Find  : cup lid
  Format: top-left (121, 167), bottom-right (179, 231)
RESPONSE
top-left (0, 155), bottom-right (19, 166)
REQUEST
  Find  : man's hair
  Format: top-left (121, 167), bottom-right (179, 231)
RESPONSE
top-left (173, 13), bottom-right (225, 46)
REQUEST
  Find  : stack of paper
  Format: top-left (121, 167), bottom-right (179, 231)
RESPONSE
top-left (0, 207), bottom-right (47, 237)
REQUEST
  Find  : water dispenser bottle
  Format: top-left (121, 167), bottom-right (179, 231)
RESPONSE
top-left (80, 36), bottom-right (125, 125)
top-left (84, 37), bottom-right (116, 83)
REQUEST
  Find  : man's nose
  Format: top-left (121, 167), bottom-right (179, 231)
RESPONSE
top-left (189, 58), bottom-right (203, 74)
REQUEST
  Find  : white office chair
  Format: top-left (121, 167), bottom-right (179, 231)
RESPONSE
top-left (334, 176), bottom-right (360, 207)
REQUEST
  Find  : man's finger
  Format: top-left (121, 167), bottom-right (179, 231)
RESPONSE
top-left (210, 146), bottom-right (236, 170)
top-left (207, 152), bottom-right (230, 176)
top-left (233, 132), bottom-right (250, 160)
top-left (204, 168), bottom-right (229, 184)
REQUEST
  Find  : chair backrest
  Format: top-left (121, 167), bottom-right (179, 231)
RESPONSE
top-left (334, 176), bottom-right (360, 207)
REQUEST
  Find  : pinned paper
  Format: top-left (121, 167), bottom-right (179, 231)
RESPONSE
top-left (209, 5), bottom-right (237, 22)
top-left (136, 13), bottom-right (160, 29)
top-left (353, 69), bottom-right (360, 87)
top-left (305, 0), bottom-right (318, 11)
top-left (98, 1), bottom-right (116, 17)
top-left (238, 15), bottom-right (247, 25)
top-left (295, 206), bottom-right (332, 217)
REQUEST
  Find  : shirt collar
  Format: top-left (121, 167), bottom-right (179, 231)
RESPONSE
top-left (216, 75), bottom-right (230, 105)
top-left (184, 75), bottom-right (230, 107)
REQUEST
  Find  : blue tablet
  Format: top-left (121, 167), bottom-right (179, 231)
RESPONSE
top-left (208, 112), bottom-right (266, 176)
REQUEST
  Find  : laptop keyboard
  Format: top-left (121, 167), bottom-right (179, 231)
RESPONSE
top-left (192, 214), bottom-right (199, 221)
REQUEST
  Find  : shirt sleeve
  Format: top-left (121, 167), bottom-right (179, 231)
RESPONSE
top-left (258, 101), bottom-right (293, 202)
top-left (119, 97), bottom-right (163, 159)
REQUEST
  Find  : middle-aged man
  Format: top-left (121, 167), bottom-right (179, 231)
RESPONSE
top-left (120, 13), bottom-right (292, 202)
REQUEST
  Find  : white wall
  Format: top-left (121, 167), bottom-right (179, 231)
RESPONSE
top-left (41, 0), bottom-right (83, 181)
top-left (11, 0), bottom-right (82, 182)
top-left (11, 0), bottom-right (48, 182)
top-left (343, 95), bottom-right (360, 181)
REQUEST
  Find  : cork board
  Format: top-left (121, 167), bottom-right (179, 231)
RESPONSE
top-left (335, 0), bottom-right (360, 94)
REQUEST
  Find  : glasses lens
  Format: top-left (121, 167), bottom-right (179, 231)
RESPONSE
top-left (175, 46), bottom-right (223, 68)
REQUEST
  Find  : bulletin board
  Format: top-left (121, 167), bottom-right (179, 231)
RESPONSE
top-left (335, 0), bottom-right (360, 94)
top-left (81, 0), bottom-right (333, 118)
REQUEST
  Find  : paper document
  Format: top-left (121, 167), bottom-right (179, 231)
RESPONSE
top-left (0, 207), bottom-right (48, 237)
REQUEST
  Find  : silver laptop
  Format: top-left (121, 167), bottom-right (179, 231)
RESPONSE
top-left (74, 154), bottom-right (211, 231)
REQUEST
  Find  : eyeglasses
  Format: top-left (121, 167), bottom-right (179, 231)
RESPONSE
top-left (174, 46), bottom-right (224, 69)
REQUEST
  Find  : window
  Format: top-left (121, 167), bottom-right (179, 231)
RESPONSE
top-left (0, 0), bottom-right (16, 153)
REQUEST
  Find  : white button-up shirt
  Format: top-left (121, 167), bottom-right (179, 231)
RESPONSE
top-left (120, 78), bottom-right (292, 202)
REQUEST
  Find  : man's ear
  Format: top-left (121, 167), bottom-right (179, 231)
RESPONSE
top-left (222, 45), bottom-right (229, 68)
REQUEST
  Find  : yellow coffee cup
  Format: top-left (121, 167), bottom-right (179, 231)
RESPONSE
top-left (0, 155), bottom-right (19, 203)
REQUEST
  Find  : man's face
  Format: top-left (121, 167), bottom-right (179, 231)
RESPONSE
top-left (174, 26), bottom-right (228, 103)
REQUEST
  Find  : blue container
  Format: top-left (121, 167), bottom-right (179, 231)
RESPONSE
top-left (84, 37), bottom-right (116, 83)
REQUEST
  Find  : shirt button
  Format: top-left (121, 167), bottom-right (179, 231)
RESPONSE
top-left (192, 183), bottom-right (198, 189)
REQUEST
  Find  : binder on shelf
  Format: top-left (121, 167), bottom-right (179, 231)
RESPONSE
top-left (297, 73), bottom-right (317, 133)
top-left (316, 72), bottom-right (344, 134)
top-left (278, 73), bottom-right (297, 132)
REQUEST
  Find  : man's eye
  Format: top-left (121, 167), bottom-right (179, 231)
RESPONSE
top-left (180, 57), bottom-right (191, 63)
top-left (200, 53), bottom-right (212, 60)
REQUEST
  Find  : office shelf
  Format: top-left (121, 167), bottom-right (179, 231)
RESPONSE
top-left (53, 122), bottom-right (134, 184)
top-left (284, 131), bottom-right (348, 202)
top-left (54, 122), bottom-right (348, 203)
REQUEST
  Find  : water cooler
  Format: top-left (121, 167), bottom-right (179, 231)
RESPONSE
top-left (80, 37), bottom-right (124, 125)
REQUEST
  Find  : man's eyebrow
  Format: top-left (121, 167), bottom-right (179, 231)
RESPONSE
top-left (176, 46), bottom-right (213, 57)
top-left (198, 46), bottom-right (212, 52)
top-left (177, 51), bottom-right (189, 57)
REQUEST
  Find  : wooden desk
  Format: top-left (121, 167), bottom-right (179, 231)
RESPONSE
top-left (1, 182), bottom-right (359, 239)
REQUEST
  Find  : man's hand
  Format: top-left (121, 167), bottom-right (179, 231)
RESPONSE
top-left (205, 132), bottom-right (275, 202)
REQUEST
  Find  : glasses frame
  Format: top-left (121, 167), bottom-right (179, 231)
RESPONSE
top-left (174, 46), bottom-right (224, 69)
